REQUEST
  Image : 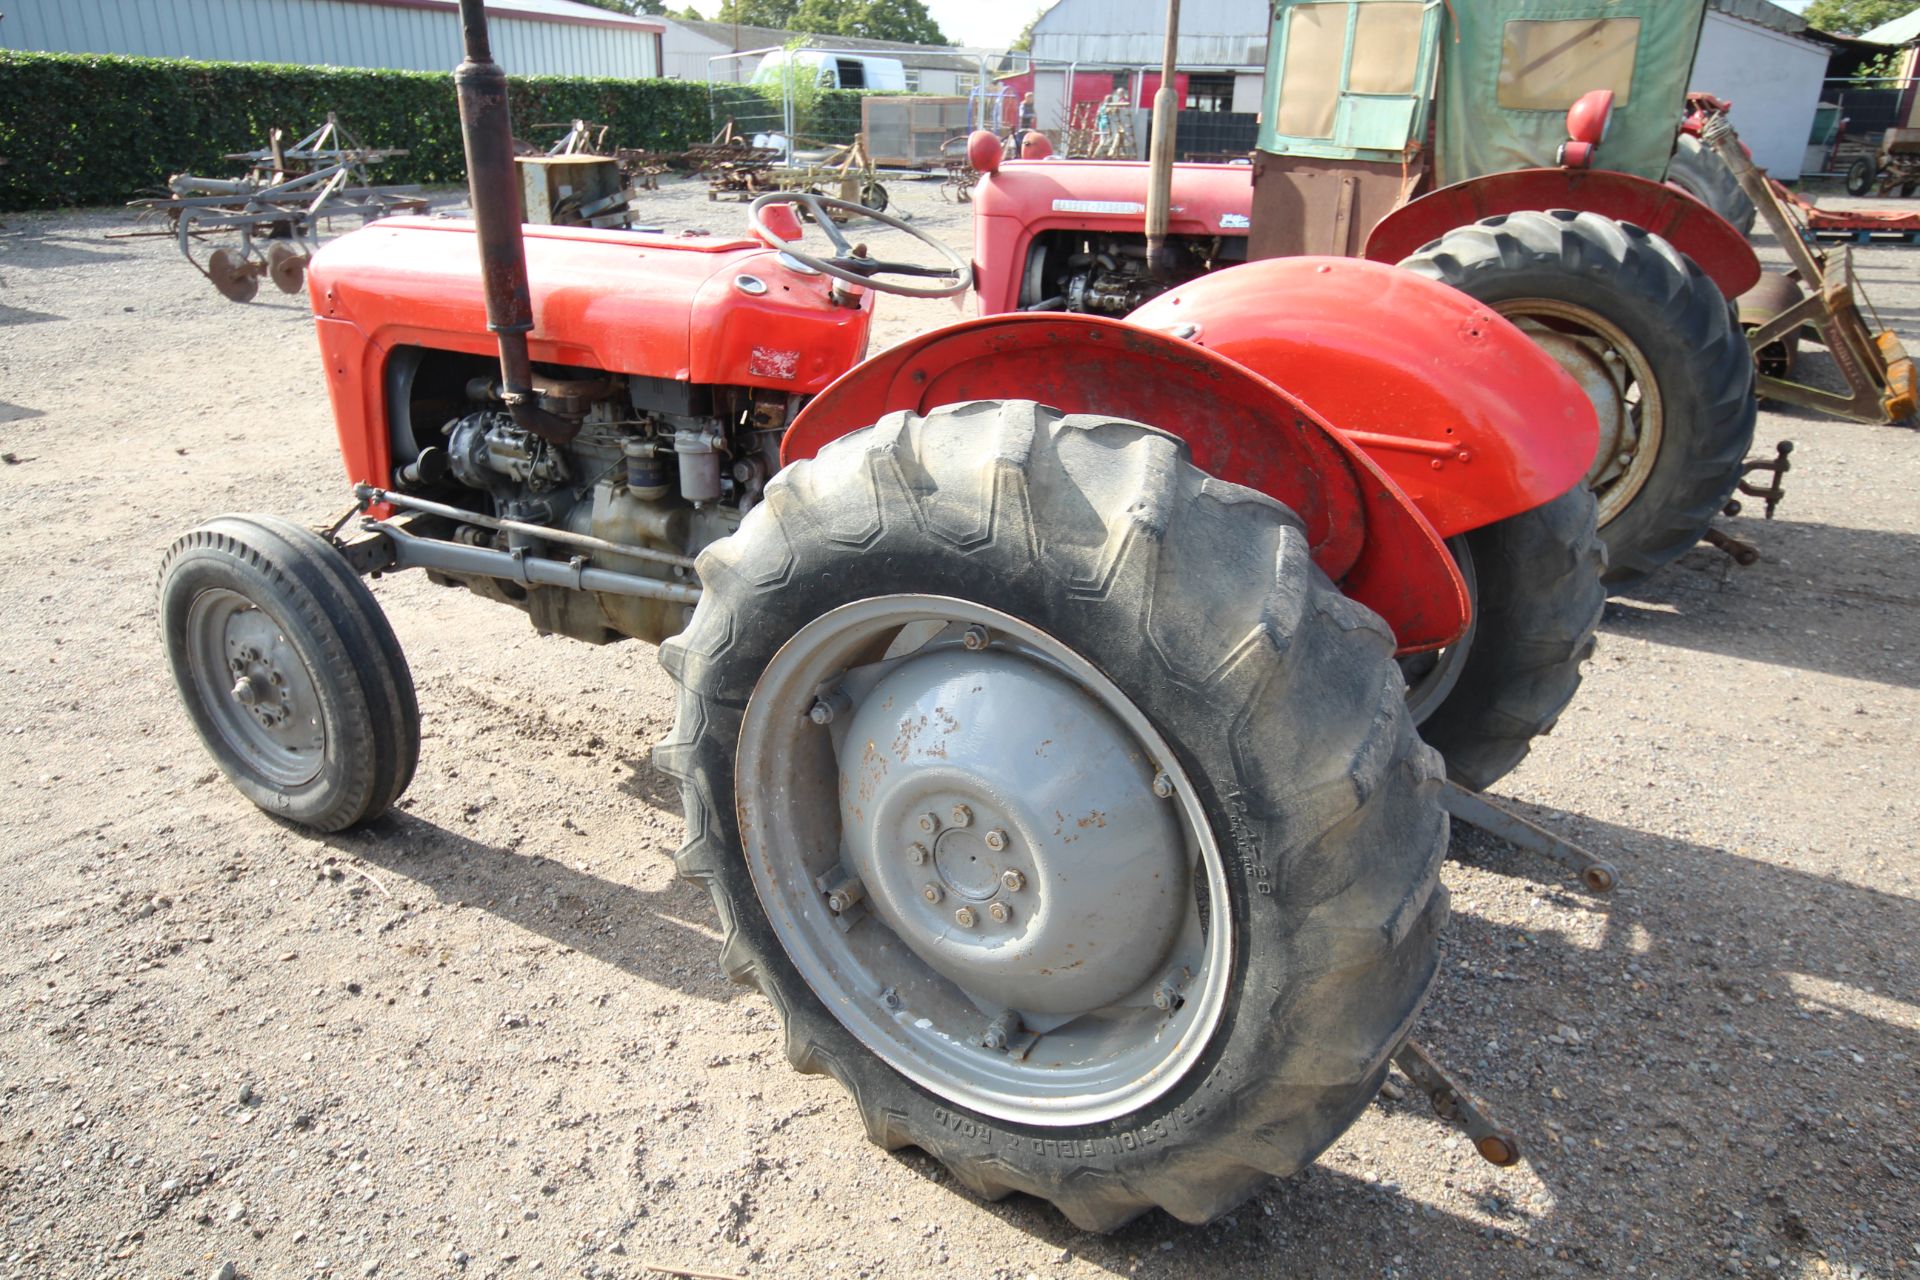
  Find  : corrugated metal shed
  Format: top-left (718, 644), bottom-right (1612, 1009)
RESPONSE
top-left (0, 0), bottom-right (663, 78)
top-left (1029, 0), bottom-right (1266, 70)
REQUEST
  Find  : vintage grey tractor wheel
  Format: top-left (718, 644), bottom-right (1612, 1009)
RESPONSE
top-left (159, 514), bottom-right (419, 832)
top-left (1400, 210), bottom-right (1756, 591)
top-left (655, 400), bottom-right (1449, 1231)
top-left (1667, 134), bottom-right (1756, 237)
top-left (1846, 157), bottom-right (1877, 196)
top-left (1400, 486), bottom-right (1606, 792)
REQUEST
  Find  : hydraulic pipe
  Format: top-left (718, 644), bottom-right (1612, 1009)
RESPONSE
top-left (1143, 0), bottom-right (1182, 280)
top-left (452, 0), bottom-right (577, 443)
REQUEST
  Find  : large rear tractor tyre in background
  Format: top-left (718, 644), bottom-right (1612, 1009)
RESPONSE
top-left (159, 514), bottom-right (420, 832)
top-left (1668, 133), bottom-right (1757, 237)
top-left (1400, 210), bottom-right (1756, 591)
top-left (656, 401), bottom-right (1450, 1231)
top-left (1400, 486), bottom-right (1607, 792)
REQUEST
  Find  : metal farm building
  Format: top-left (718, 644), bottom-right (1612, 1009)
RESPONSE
top-left (0, 0), bottom-right (664, 79)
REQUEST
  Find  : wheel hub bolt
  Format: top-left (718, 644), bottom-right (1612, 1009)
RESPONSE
top-left (960, 624), bottom-right (989, 651)
top-left (949, 804), bottom-right (972, 828)
top-left (954, 906), bottom-right (977, 928)
top-left (999, 868), bottom-right (1024, 892)
top-left (231, 678), bottom-right (257, 707)
top-left (984, 828), bottom-right (1007, 851)
top-left (988, 902), bottom-right (1012, 924)
top-left (922, 884), bottom-right (944, 904)
top-left (905, 842), bottom-right (929, 865)
top-left (1152, 979), bottom-right (1185, 1012)
top-left (1152, 771), bottom-right (1174, 799)
top-left (917, 812), bottom-right (939, 834)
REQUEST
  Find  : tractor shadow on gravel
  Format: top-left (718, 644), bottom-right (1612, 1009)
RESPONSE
top-left (325, 810), bottom-right (744, 1005)
top-left (875, 811), bottom-right (1917, 1275)
top-left (1603, 527), bottom-right (1920, 688)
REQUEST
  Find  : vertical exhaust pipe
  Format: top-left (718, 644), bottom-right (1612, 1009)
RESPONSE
top-left (453, 0), bottom-right (576, 442)
top-left (1143, 0), bottom-right (1183, 281)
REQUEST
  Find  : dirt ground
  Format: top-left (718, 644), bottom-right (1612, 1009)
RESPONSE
top-left (0, 172), bottom-right (1916, 1280)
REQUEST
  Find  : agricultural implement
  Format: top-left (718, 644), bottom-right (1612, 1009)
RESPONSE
top-left (124, 115), bottom-right (424, 302)
top-left (1845, 126), bottom-right (1920, 197)
top-left (156, 0), bottom-right (1616, 1229)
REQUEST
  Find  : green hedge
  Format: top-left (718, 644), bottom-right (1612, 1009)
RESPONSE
top-left (0, 51), bottom-right (886, 213)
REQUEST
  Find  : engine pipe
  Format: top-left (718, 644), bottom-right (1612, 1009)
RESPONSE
top-left (1142, 0), bottom-right (1182, 280)
top-left (452, 0), bottom-right (577, 444)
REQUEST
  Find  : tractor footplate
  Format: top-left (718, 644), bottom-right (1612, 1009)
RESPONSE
top-left (1440, 781), bottom-right (1618, 894)
top-left (1391, 1038), bottom-right (1521, 1167)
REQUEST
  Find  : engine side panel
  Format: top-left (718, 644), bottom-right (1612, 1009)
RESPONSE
top-left (783, 314), bottom-right (1469, 652)
top-left (1363, 170), bottom-right (1762, 299)
top-left (1128, 257), bottom-right (1599, 539)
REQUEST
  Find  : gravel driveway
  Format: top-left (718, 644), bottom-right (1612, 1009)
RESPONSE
top-left (0, 173), bottom-right (1914, 1280)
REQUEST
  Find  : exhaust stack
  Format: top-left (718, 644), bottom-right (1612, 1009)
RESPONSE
top-left (453, 0), bottom-right (576, 442)
top-left (1143, 0), bottom-right (1182, 280)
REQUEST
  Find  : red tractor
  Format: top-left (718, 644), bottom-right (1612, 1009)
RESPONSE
top-left (160, 0), bottom-right (1602, 1229)
top-left (972, 0), bottom-right (1787, 593)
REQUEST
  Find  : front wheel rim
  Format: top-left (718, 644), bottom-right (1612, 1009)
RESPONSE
top-left (735, 595), bottom-right (1232, 1128)
top-left (185, 588), bottom-right (326, 787)
top-left (1503, 300), bottom-right (1665, 529)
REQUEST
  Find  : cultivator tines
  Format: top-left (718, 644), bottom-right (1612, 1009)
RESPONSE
top-left (695, 122), bottom-right (783, 203)
top-left (122, 114), bottom-right (426, 302)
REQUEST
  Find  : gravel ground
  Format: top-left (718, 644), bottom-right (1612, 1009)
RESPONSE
top-left (0, 173), bottom-right (1915, 1280)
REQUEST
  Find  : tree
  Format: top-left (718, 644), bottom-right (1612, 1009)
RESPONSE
top-left (1803, 0), bottom-right (1917, 35)
top-left (575, 0), bottom-right (673, 14)
top-left (714, 0), bottom-right (801, 27)
top-left (788, 0), bottom-right (949, 44)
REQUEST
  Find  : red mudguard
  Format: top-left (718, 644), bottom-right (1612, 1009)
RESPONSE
top-left (1363, 169), bottom-right (1762, 300)
top-left (1126, 257), bottom-right (1599, 541)
top-left (783, 314), bottom-right (1470, 652)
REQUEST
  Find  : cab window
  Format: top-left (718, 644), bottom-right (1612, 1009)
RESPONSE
top-left (1498, 18), bottom-right (1639, 110)
top-left (1274, 1), bottom-right (1427, 140)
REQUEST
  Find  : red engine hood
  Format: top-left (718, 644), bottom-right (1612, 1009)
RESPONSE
top-left (973, 161), bottom-right (1251, 314)
top-left (307, 216), bottom-right (873, 393)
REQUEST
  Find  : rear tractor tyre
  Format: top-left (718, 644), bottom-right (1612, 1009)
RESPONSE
top-left (1400, 486), bottom-right (1606, 792)
top-left (1667, 133), bottom-right (1757, 237)
top-left (1400, 210), bottom-right (1756, 591)
top-left (159, 514), bottom-right (419, 832)
top-left (656, 400), bottom-right (1450, 1231)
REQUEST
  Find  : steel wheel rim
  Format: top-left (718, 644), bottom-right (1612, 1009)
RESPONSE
top-left (736, 595), bottom-right (1232, 1127)
top-left (186, 588), bottom-right (326, 787)
top-left (1503, 300), bottom-right (1664, 529)
top-left (1399, 536), bottom-right (1478, 725)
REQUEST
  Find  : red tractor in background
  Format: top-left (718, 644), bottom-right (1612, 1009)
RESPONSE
top-left (160, 0), bottom-right (1610, 1230)
top-left (969, 0), bottom-right (1908, 602)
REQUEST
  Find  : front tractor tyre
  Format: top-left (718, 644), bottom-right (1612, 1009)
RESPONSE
top-left (1400, 486), bottom-right (1606, 791)
top-left (656, 401), bottom-right (1450, 1231)
top-left (159, 514), bottom-right (420, 832)
top-left (1400, 210), bottom-right (1756, 590)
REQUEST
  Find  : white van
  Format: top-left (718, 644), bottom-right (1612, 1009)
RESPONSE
top-left (751, 48), bottom-right (908, 92)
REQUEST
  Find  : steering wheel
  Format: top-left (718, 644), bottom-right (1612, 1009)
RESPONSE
top-left (749, 190), bottom-right (973, 299)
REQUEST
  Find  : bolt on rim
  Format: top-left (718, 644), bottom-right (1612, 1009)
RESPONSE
top-left (186, 588), bottom-right (326, 787)
top-left (736, 595), bottom-right (1232, 1127)
top-left (1503, 300), bottom-right (1664, 529)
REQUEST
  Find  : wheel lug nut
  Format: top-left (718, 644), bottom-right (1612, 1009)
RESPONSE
top-left (231, 678), bottom-right (256, 706)
top-left (949, 804), bottom-right (972, 828)
top-left (905, 842), bottom-right (929, 865)
top-left (984, 828), bottom-right (1007, 851)
top-left (1152, 771), bottom-right (1174, 799)
top-left (807, 688), bottom-right (851, 725)
top-left (921, 884), bottom-right (943, 904)
top-left (960, 624), bottom-right (989, 651)
top-left (999, 868), bottom-right (1024, 892)
top-left (953, 906), bottom-right (977, 928)
top-left (988, 902), bottom-right (1011, 924)
top-left (917, 811), bottom-right (939, 834)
